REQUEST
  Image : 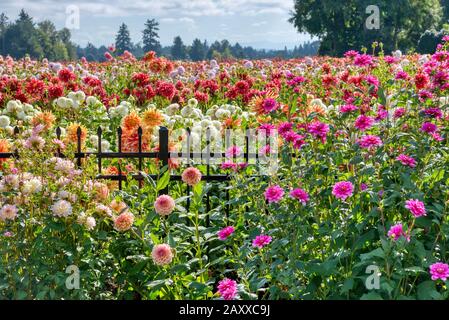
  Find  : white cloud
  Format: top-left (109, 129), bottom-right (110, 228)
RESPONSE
top-left (0, 0), bottom-right (292, 18)
top-left (252, 21), bottom-right (267, 27)
top-left (179, 17), bottom-right (195, 24)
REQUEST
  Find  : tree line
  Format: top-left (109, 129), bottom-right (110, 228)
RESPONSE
top-left (82, 20), bottom-right (319, 61)
top-left (289, 0), bottom-right (449, 56)
top-left (0, 11), bottom-right (319, 62)
top-left (0, 10), bottom-right (77, 60)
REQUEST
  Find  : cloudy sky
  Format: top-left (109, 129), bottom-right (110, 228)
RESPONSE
top-left (0, 0), bottom-right (312, 49)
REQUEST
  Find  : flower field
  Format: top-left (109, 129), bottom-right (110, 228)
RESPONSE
top-left (1, 44), bottom-right (449, 300)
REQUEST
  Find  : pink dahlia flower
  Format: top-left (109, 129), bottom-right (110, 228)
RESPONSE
top-left (332, 181), bottom-right (354, 200)
top-left (181, 167), bottom-right (202, 186)
top-left (264, 185), bottom-right (284, 203)
top-left (405, 199), bottom-right (426, 218)
top-left (218, 226), bottom-right (235, 240)
top-left (387, 223), bottom-right (409, 242)
top-left (354, 115), bottom-right (374, 131)
top-left (429, 262), bottom-right (449, 281)
top-left (114, 211), bottom-right (134, 232)
top-left (0, 204), bottom-right (18, 221)
top-left (151, 244), bottom-right (174, 266)
top-left (420, 122), bottom-right (437, 133)
top-left (252, 234), bottom-right (272, 249)
top-left (217, 278), bottom-right (238, 300)
top-left (308, 121), bottom-right (330, 142)
top-left (290, 188), bottom-right (309, 205)
top-left (396, 154), bottom-right (416, 168)
top-left (358, 135), bottom-right (383, 149)
top-left (154, 195), bottom-right (175, 216)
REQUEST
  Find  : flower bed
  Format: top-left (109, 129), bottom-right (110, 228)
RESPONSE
top-left (1, 45), bottom-right (449, 300)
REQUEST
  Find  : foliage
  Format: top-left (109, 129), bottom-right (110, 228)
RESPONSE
top-left (1, 41), bottom-right (449, 300)
top-left (290, 0), bottom-right (443, 56)
top-left (115, 23), bottom-right (133, 55)
top-left (0, 10), bottom-right (76, 60)
top-left (142, 19), bottom-right (161, 55)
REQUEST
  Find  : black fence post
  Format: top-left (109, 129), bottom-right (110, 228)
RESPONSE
top-left (56, 127), bottom-right (62, 157)
top-left (138, 126), bottom-right (143, 189)
top-left (159, 126), bottom-right (169, 195)
top-left (76, 127), bottom-right (82, 168)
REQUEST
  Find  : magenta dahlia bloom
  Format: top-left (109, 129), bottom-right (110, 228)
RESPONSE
top-left (290, 188), bottom-right (309, 205)
top-left (221, 161), bottom-right (237, 171)
top-left (358, 135), bottom-right (383, 149)
top-left (420, 122), bottom-right (437, 133)
top-left (278, 122), bottom-right (293, 137)
top-left (395, 71), bottom-right (409, 80)
top-left (387, 223), bottom-right (409, 242)
top-left (430, 262), bottom-right (449, 281)
top-left (344, 50), bottom-right (359, 58)
top-left (217, 278), bottom-right (238, 300)
top-left (332, 181), bottom-right (354, 200)
top-left (405, 199), bottom-right (426, 218)
top-left (252, 235), bottom-right (272, 249)
top-left (393, 108), bottom-right (406, 119)
top-left (423, 107), bottom-right (443, 119)
top-left (308, 121), bottom-right (330, 142)
top-left (365, 75), bottom-right (379, 87)
top-left (396, 154), bottom-right (416, 168)
top-left (354, 115), bottom-right (374, 131)
top-left (262, 98), bottom-right (278, 113)
top-left (340, 104), bottom-right (358, 113)
top-left (354, 54), bottom-right (374, 67)
top-left (264, 185), bottom-right (284, 203)
top-left (218, 226), bottom-right (235, 241)
top-left (284, 130), bottom-right (301, 143)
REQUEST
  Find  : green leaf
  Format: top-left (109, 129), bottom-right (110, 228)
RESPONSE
top-left (341, 278), bottom-right (354, 294)
top-left (360, 248), bottom-right (384, 261)
top-left (417, 281), bottom-right (441, 300)
top-left (360, 292), bottom-right (383, 300)
top-left (156, 170), bottom-right (171, 191)
top-left (189, 281), bottom-right (209, 293)
top-left (146, 279), bottom-right (173, 290)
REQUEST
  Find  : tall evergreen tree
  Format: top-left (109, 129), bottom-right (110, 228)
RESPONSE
top-left (231, 42), bottom-right (244, 59)
top-left (115, 23), bottom-right (132, 55)
top-left (0, 13), bottom-right (8, 35)
top-left (142, 18), bottom-right (161, 53)
top-left (3, 9), bottom-right (43, 58)
top-left (190, 38), bottom-right (206, 61)
top-left (442, 0), bottom-right (449, 23)
top-left (171, 36), bottom-right (187, 60)
top-left (207, 40), bottom-right (221, 59)
top-left (0, 13), bottom-right (9, 55)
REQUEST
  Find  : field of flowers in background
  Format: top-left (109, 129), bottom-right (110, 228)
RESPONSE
top-left (1, 41), bottom-right (449, 300)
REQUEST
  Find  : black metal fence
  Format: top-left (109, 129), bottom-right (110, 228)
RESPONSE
top-left (1, 125), bottom-right (282, 215)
